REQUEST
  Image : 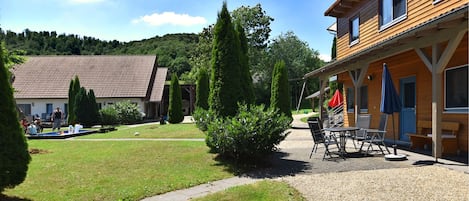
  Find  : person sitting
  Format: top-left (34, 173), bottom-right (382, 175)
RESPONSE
top-left (27, 123), bottom-right (38, 135)
top-left (20, 118), bottom-right (28, 133)
top-left (34, 119), bottom-right (43, 133)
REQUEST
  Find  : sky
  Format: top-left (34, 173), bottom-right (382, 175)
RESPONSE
top-left (0, 0), bottom-right (337, 61)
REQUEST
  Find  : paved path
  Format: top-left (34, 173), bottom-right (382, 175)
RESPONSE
top-left (140, 113), bottom-right (468, 201)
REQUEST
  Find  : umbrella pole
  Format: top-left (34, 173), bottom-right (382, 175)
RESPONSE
top-left (392, 113), bottom-right (397, 155)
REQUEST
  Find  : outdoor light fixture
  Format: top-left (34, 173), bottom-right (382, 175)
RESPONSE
top-left (367, 75), bottom-right (373, 80)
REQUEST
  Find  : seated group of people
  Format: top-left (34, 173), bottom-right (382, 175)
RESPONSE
top-left (21, 117), bottom-right (43, 135)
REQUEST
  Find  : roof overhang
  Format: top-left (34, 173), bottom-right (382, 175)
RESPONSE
top-left (306, 5), bottom-right (468, 80)
top-left (325, 0), bottom-right (364, 17)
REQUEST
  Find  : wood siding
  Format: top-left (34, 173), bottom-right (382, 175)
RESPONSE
top-left (336, 0), bottom-right (468, 60)
top-left (338, 33), bottom-right (468, 153)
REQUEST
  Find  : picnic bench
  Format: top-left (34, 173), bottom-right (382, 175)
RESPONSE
top-left (407, 120), bottom-right (460, 155)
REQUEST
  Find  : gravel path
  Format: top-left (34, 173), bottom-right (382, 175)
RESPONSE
top-left (270, 113), bottom-right (469, 201)
top-left (279, 166), bottom-right (469, 201)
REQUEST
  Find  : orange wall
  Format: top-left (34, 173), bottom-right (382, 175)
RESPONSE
top-left (339, 34), bottom-right (468, 153)
top-left (335, 0), bottom-right (468, 60)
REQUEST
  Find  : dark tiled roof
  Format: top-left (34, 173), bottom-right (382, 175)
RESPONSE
top-left (12, 55), bottom-right (167, 101)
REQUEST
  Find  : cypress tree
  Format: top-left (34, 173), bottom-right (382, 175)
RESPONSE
top-left (209, 2), bottom-right (242, 117)
top-left (74, 87), bottom-right (89, 126)
top-left (0, 43), bottom-right (31, 192)
top-left (195, 67), bottom-right (209, 110)
top-left (270, 60), bottom-right (292, 119)
top-left (68, 76), bottom-right (80, 125)
top-left (168, 74), bottom-right (184, 123)
top-left (236, 21), bottom-right (255, 104)
top-left (87, 89), bottom-right (99, 125)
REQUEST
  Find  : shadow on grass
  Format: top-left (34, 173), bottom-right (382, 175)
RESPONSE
top-left (0, 194), bottom-right (32, 201)
top-left (213, 151), bottom-right (311, 179)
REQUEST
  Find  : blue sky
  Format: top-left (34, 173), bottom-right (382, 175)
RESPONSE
top-left (0, 0), bottom-right (336, 61)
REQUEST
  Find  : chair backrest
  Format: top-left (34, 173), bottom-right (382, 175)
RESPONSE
top-left (356, 114), bottom-right (371, 129)
top-left (378, 114), bottom-right (388, 131)
top-left (308, 120), bottom-right (325, 143)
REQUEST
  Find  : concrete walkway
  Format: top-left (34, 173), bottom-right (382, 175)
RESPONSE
top-left (141, 113), bottom-right (468, 201)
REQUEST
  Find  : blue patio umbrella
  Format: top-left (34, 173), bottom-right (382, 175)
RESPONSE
top-left (380, 63), bottom-right (403, 157)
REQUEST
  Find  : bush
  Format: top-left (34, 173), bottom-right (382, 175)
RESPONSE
top-left (192, 108), bottom-right (216, 132)
top-left (99, 106), bottom-right (119, 126)
top-left (204, 104), bottom-right (291, 161)
top-left (113, 101), bottom-right (143, 125)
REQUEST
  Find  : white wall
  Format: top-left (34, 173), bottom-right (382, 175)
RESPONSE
top-left (16, 98), bottom-right (145, 120)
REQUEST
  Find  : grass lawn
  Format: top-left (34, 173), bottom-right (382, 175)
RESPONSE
top-left (60, 123), bottom-right (204, 139)
top-left (193, 180), bottom-right (305, 201)
top-left (3, 140), bottom-right (232, 201)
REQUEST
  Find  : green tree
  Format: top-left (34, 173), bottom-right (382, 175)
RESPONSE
top-left (68, 76), bottom-right (80, 125)
top-left (0, 43), bottom-right (31, 192)
top-left (267, 32), bottom-right (324, 107)
top-left (270, 60), bottom-right (291, 119)
top-left (236, 22), bottom-right (255, 104)
top-left (231, 3), bottom-right (273, 49)
top-left (209, 2), bottom-right (242, 117)
top-left (74, 87), bottom-right (89, 126)
top-left (195, 67), bottom-right (209, 110)
top-left (168, 74), bottom-right (184, 123)
top-left (87, 89), bottom-right (99, 125)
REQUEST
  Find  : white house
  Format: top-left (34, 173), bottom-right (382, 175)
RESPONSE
top-left (12, 55), bottom-right (168, 121)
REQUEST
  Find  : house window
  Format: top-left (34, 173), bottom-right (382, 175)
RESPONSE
top-left (46, 103), bottom-right (53, 115)
top-left (380, 0), bottom-right (407, 30)
top-left (445, 65), bottom-right (468, 112)
top-left (18, 104), bottom-right (32, 116)
top-left (346, 86), bottom-right (368, 113)
top-left (350, 15), bottom-right (360, 45)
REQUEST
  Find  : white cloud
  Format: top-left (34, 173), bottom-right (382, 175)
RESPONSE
top-left (319, 54), bottom-right (331, 62)
top-left (132, 12), bottom-right (207, 27)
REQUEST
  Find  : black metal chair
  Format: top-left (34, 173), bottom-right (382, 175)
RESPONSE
top-left (308, 120), bottom-right (340, 160)
top-left (361, 114), bottom-right (391, 155)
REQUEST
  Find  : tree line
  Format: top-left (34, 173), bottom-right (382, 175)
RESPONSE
top-left (1, 3), bottom-right (328, 108)
top-left (0, 29), bottom-right (198, 76)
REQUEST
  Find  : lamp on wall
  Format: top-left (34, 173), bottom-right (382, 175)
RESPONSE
top-left (367, 74), bottom-right (373, 80)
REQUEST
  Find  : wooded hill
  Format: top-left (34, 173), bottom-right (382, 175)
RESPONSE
top-left (0, 28), bottom-right (198, 76)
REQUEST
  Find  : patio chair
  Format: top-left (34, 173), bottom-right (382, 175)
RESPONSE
top-left (352, 114), bottom-right (371, 149)
top-left (308, 120), bottom-right (340, 160)
top-left (360, 114), bottom-right (391, 155)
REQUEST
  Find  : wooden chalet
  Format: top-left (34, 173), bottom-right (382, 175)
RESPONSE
top-left (305, 1), bottom-right (468, 160)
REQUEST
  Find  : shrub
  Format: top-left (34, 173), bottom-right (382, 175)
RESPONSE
top-left (192, 108), bottom-right (216, 132)
top-left (204, 104), bottom-right (291, 161)
top-left (113, 101), bottom-right (142, 125)
top-left (99, 106), bottom-right (119, 126)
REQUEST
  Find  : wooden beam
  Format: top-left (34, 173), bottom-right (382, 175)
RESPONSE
top-left (415, 48), bottom-right (432, 72)
top-left (436, 30), bottom-right (467, 73)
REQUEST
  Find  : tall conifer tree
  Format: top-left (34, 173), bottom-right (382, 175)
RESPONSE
top-left (195, 68), bottom-right (209, 110)
top-left (168, 74), bottom-right (184, 123)
top-left (270, 60), bottom-right (291, 119)
top-left (0, 43), bottom-right (31, 192)
top-left (236, 22), bottom-right (255, 104)
top-left (209, 2), bottom-right (242, 117)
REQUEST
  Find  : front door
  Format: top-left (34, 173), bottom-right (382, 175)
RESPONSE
top-left (399, 76), bottom-right (416, 141)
